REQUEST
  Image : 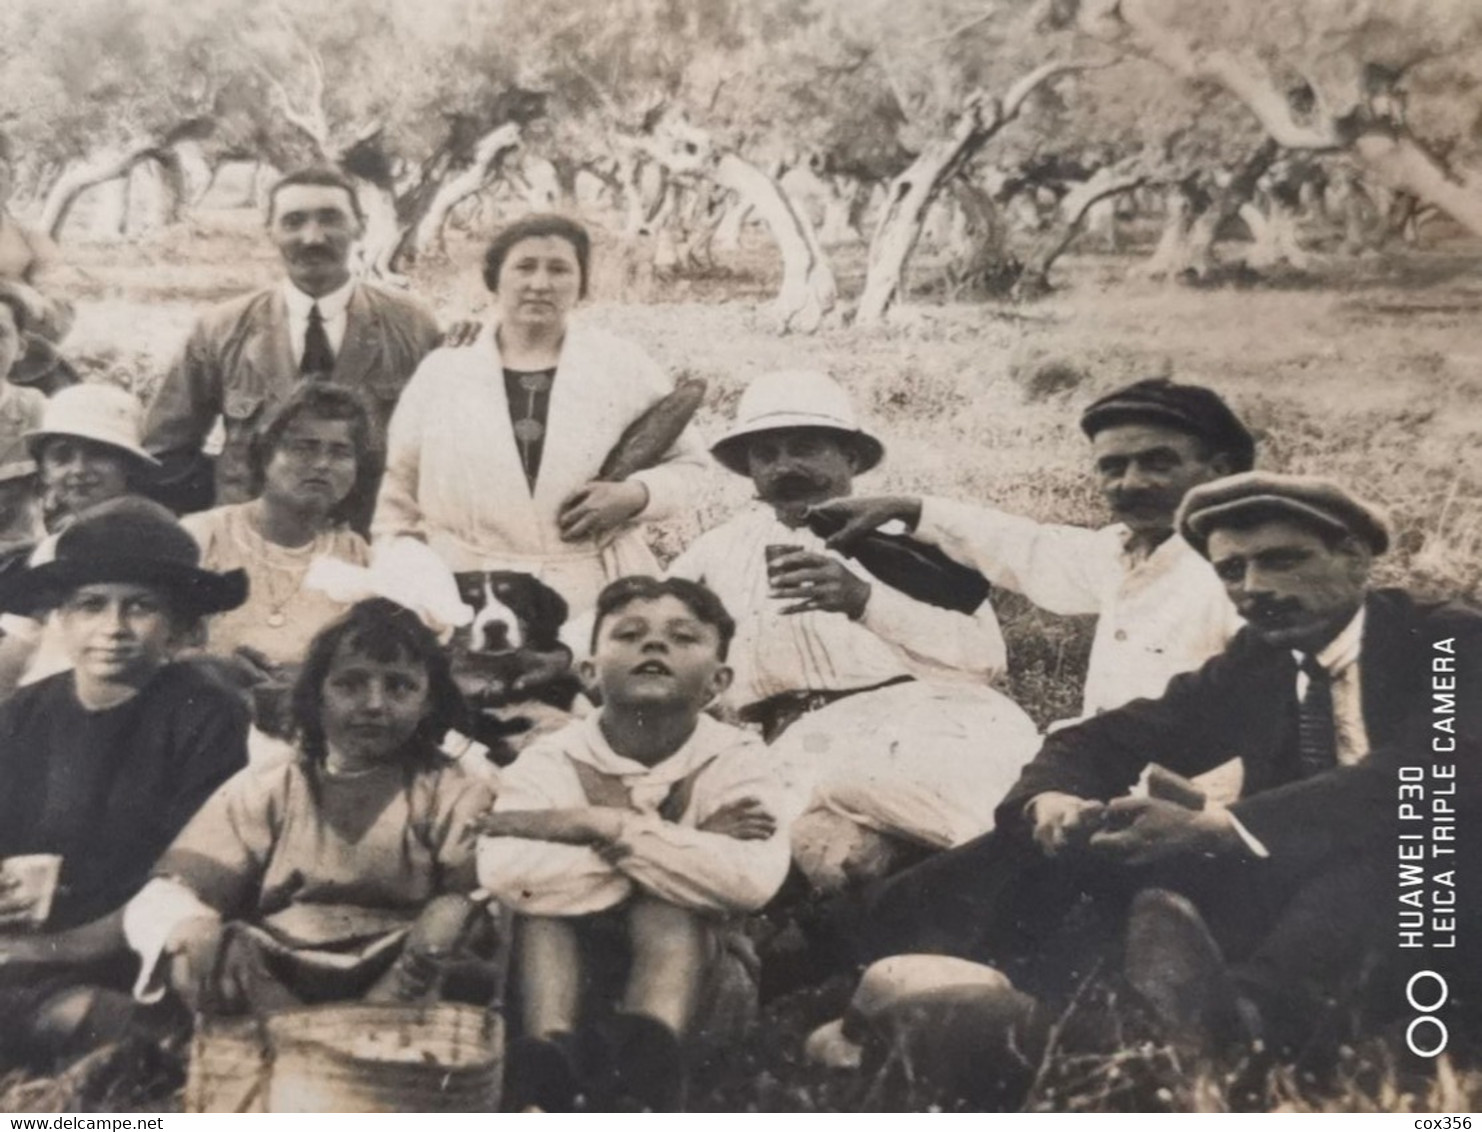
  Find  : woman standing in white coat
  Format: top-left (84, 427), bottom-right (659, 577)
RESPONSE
top-left (373, 215), bottom-right (708, 616)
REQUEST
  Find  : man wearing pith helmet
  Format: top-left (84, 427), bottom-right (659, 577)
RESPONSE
top-left (668, 369), bottom-right (1040, 894)
top-left (843, 471), bottom-right (1480, 1078)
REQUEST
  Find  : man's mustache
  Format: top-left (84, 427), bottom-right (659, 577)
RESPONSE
top-left (1109, 489), bottom-right (1163, 513)
top-left (1240, 597), bottom-right (1305, 624)
top-left (757, 472), bottom-right (825, 501)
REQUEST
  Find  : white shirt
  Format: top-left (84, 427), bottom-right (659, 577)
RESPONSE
top-left (915, 497), bottom-right (1241, 719)
top-left (1220, 606), bottom-right (1373, 861)
top-left (281, 277), bottom-right (353, 363)
top-left (667, 506), bottom-right (1008, 708)
top-left (477, 714), bottom-right (791, 917)
top-left (1294, 605), bottom-right (1368, 765)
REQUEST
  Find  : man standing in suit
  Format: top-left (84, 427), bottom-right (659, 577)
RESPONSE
top-left (836, 472), bottom-right (1479, 1065)
top-left (142, 168), bottom-right (441, 518)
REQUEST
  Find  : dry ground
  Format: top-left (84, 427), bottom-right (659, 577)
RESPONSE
top-left (9, 207), bottom-right (1480, 1111)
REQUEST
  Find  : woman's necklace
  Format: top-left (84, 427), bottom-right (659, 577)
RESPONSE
top-left (512, 369), bottom-right (552, 460)
top-left (504, 368), bottom-right (555, 489)
top-left (240, 507), bottom-right (321, 629)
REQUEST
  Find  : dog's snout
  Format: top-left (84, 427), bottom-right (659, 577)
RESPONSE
top-left (480, 619), bottom-right (513, 651)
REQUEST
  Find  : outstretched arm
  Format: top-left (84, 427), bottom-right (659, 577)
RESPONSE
top-left (814, 495), bottom-right (1123, 617)
top-left (0, 908), bottom-right (127, 975)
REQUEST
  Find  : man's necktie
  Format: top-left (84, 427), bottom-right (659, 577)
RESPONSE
top-left (1296, 654), bottom-right (1338, 776)
top-left (300, 303), bottom-right (335, 377)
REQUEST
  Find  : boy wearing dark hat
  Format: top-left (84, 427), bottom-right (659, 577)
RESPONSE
top-left (0, 497), bottom-right (250, 1068)
top-left (838, 472), bottom-right (1480, 1075)
top-left (813, 378), bottom-right (1254, 725)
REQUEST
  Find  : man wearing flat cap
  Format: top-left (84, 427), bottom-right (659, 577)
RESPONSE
top-left (668, 370), bottom-right (1040, 893)
top-left (840, 471), bottom-right (1480, 1068)
top-left (815, 378), bottom-right (1252, 730)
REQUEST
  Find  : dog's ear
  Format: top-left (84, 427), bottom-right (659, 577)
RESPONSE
top-left (453, 572), bottom-right (487, 610)
top-left (523, 578), bottom-right (569, 647)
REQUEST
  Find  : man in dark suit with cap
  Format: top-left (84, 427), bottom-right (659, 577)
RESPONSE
top-left (831, 472), bottom-right (1480, 1066)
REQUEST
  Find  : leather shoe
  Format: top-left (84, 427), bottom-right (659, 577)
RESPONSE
top-left (1124, 888), bottom-right (1257, 1056)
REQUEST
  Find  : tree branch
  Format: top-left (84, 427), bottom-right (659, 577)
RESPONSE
top-left (246, 2), bottom-right (331, 154)
top-left (1202, 51), bottom-right (1344, 149)
top-left (914, 5), bottom-right (1000, 48)
top-left (1091, 0), bottom-right (1344, 151)
top-left (1002, 57), bottom-right (1109, 120)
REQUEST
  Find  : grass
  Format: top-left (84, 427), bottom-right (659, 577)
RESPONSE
top-left (10, 206), bottom-right (1480, 1111)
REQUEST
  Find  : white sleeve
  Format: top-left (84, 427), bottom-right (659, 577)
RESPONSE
top-left (371, 364), bottom-right (431, 544)
top-left (610, 745), bottom-right (792, 913)
top-left (915, 497), bottom-right (1124, 617)
top-left (856, 569), bottom-right (1007, 681)
top-left (475, 749), bottom-right (632, 916)
top-left (122, 877), bottom-right (221, 1004)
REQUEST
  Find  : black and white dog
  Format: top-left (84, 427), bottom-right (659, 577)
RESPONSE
top-left (450, 571), bottom-right (583, 762)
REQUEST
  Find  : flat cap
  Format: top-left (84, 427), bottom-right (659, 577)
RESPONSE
top-left (1178, 471), bottom-right (1391, 557)
top-left (1080, 378), bottom-right (1255, 472)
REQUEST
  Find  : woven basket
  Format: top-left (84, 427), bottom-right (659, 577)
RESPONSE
top-left (185, 1016), bottom-right (273, 1114)
top-left (186, 1003), bottom-right (504, 1114)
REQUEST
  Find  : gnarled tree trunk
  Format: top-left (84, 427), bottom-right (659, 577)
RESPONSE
top-left (944, 177), bottom-right (1019, 296)
top-left (856, 61), bottom-right (1088, 326)
top-left (41, 141), bottom-right (169, 240)
top-left (1012, 158), bottom-right (1146, 299)
top-left (640, 115), bottom-right (838, 333)
top-left (1240, 194), bottom-right (1310, 271)
top-left (1082, 0), bottom-right (1482, 245)
top-left (1135, 139), bottom-right (1278, 281)
top-left (713, 153), bottom-right (836, 332)
top-left (401, 123), bottom-right (521, 266)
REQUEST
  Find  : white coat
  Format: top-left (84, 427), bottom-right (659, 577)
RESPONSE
top-left (373, 319), bottom-right (709, 615)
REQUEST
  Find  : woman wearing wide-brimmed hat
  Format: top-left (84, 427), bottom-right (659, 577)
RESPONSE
top-left (0, 497), bottom-right (251, 1067)
top-left (0, 382), bottom-right (163, 695)
top-left (26, 381), bottom-right (159, 534)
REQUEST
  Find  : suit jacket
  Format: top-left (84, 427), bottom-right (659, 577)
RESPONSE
top-left (998, 589), bottom-right (1482, 877)
top-left (142, 282), bottom-right (440, 511)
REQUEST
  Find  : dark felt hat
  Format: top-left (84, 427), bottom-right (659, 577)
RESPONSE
top-left (1177, 471), bottom-right (1391, 557)
top-left (0, 496), bottom-right (249, 616)
top-left (1080, 378), bottom-right (1255, 472)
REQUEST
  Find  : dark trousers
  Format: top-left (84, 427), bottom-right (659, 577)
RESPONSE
top-left (834, 830), bottom-right (1394, 1052)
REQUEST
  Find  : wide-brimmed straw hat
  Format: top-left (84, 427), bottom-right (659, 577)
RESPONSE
top-left (0, 496), bottom-right (247, 616)
top-left (710, 369), bottom-right (884, 476)
top-left (24, 383), bottom-right (160, 471)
